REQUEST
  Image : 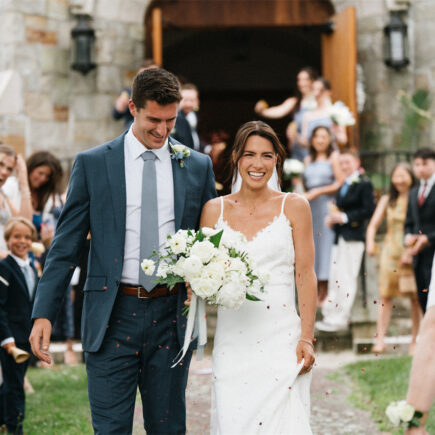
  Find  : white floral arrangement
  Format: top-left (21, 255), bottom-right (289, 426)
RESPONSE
top-left (328, 101), bottom-right (356, 127)
top-left (385, 401), bottom-right (426, 429)
top-left (283, 158), bottom-right (304, 179)
top-left (142, 227), bottom-right (267, 309)
top-left (169, 144), bottom-right (191, 168)
top-left (141, 227), bottom-right (268, 366)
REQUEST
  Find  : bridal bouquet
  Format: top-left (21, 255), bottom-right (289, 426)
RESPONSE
top-left (328, 101), bottom-right (356, 126)
top-left (141, 227), bottom-right (268, 366)
top-left (141, 227), bottom-right (267, 309)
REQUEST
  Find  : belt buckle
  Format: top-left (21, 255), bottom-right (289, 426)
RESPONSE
top-left (137, 286), bottom-right (149, 299)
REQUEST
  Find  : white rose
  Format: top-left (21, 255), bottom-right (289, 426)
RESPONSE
top-left (228, 257), bottom-right (247, 275)
top-left (257, 269), bottom-right (271, 285)
top-left (385, 402), bottom-right (401, 427)
top-left (190, 240), bottom-right (217, 264)
top-left (182, 255), bottom-right (203, 280)
top-left (201, 227), bottom-right (218, 237)
top-left (216, 281), bottom-right (246, 309)
top-left (213, 248), bottom-right (231, 269)
top-left (190, 277), bottom-right (219, 299)
top-left (221, 231), bottom-right (246, 250)
top-left (203, 262), bottom-right (226, 283)
top-left (141, 259), bottom-right (155, 276)
top-left (172, 257), bottom-right (186, 277)
top-left (171, 144), bottom-right (185, 153)
top-left (168, 233), bottom-right (187, 255)
top-left (397, 401), bottom-right (415, 422)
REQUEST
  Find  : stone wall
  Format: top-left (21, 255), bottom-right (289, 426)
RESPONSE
top-left (0, 0), bottom-right (433, 162)
top-left (332, 0), bottom-right (434, 150)
top-left (0, 0), bottom-right (150, 160)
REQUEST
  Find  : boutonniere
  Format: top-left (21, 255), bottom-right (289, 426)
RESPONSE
top-left (350, 176), bottom-right (361, 186)
top-left (170, 144), bottom-right (191, 168)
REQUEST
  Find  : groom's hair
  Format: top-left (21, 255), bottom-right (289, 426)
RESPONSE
top-left (132, 68), bottom-right (181, 109)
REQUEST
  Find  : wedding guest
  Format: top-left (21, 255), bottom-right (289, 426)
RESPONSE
top-left (316, 148), bottom-right (375, 331)
top-left (366, 163), bottom-right (422, 354)
top-left (303, 126), bottom-right (344, 305)
top-left (0, 217), bottom-right (38, 435)
top-left (300, 77), bottom-right (348, 148)
top-left (172, 83), bottom-right (202, 152)
top-left (0, 145), bottom-right (32, 258)
top-left (255, 66), bottom-right (318, 161)
top-left (404, 253), bottom-right (435, 435)
top-left (404, 147), bottom-right (435, 313)
top-left (112, 60), bottom-right (158, 130)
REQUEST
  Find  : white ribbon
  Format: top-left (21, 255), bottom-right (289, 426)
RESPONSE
top-left (171, 293), bottom-right (207, 368)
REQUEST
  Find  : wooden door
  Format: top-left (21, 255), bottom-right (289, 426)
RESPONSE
top-left (322, 7), bottom-right (358, 148)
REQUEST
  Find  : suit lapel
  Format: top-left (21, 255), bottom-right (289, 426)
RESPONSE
top-left (169, 137), bottom-right (187, 230)
top-left (421, 183), bottom-right (435, 208)
top-left (104, 134), bottom-right (127, 242)
top-left (6, 256), bottom-right (29, 301)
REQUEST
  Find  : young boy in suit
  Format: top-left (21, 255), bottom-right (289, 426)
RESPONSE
top-left (316, 149), bottom-right (375, 331)
top-left (0, 217), bottom-right (38, 435)
top-left (404, 147), bottom-right (435, 313)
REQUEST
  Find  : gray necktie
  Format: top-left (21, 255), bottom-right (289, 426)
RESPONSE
top-left (23, 263), bottom-right (35, 300)
top-left (139, 151), bottom-right (159, 291)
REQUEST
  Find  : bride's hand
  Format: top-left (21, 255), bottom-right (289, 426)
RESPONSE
top-left (297, 340), bottom-right (315, 375)
top-left (184, 283), bottom-right (192, 306)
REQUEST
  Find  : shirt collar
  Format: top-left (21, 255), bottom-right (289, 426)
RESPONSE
top-left (10, 253), bottom-right (30, 268)
top-left (125, 126), bottom-right (169, 162)
top-left (421, 173), bottom-right (435, 187)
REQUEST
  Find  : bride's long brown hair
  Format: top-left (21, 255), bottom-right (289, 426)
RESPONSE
top-left (228, 121), bottom-right (287, 187)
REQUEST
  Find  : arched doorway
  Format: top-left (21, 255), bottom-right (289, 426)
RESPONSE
top-left (144, 0), bottom-right (357, 149)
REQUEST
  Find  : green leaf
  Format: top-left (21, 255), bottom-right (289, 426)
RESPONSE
top-left (195, 228), bottom-right (205, 242)
top-left (209, 229), bottom-right (223, 248)
top-left (246, 294), bottom-right (262, 302)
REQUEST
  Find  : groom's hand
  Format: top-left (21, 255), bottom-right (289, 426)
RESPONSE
top-left (184, 284), bottom-right (192, 306)
top-left (29, 318), bottom-right (52, 364)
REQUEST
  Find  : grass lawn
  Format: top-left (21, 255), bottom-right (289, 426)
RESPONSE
top-left (25, 364), bottom-right (92, 434)
top-left (343, 356), bottom-right (435, 434)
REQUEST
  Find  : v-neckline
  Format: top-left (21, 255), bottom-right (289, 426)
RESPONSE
top-left (217, 214), bottom-right (291, 244)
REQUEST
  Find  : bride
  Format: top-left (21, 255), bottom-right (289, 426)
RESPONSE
top-left (199, 121), bottom-right (317, 434)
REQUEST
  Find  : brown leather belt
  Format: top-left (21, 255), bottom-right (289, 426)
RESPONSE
top-left (119, 283), bottom-right (180, 299)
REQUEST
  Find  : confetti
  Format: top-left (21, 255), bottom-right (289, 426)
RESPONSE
top-left (362, 347), bottom-right (367, 352)
top-left (423, 288), bottom-right (428, 293)
top-left (361, 368), bottom-right (366, 372)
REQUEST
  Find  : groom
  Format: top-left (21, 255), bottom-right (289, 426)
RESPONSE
top-left (30, 68), bottom-right (216, 434)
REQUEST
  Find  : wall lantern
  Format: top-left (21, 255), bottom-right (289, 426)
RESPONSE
top-left (384, 12), bottom-right (409, 70)
top-left (71, 15), bottom-right (96, 74)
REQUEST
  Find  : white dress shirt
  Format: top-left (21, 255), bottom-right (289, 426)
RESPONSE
top-left (418, 172), bottom-right (435, 201)
top-left (0, 254), bottom-right (35, 347)
top-left (186, 111), bottom-right (200, 151)
top-left (121, 127), bottom-right (175, 284)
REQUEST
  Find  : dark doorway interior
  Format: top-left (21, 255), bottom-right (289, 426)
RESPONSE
top-left (163, 26), bottom-right (323, 147)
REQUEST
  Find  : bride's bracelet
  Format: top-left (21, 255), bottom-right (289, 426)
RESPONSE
top-left (299, 338), bottom-right (314, 349)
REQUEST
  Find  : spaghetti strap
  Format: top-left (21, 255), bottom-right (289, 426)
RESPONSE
top-left (280, 192), bottom-right (290, 216)
top-left (219, 196), bottom-right (224, 221)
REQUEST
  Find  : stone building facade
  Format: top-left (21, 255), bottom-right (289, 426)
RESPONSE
top-left (0, 0), bottom-right (433, 164)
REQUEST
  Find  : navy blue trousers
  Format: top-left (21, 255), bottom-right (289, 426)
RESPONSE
top-left (0, 343), bottom-right (30, 435)
top-left (85, 293), bottom-right (191, 435)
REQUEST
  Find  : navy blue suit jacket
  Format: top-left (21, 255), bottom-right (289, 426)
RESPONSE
top-left (32, 133), bottom-right (217, 352)
top-left (0, 255), bottom-right (38, 344)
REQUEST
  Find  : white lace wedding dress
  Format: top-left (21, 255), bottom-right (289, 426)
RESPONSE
top-left (211, 194), bottom-right (312, 435)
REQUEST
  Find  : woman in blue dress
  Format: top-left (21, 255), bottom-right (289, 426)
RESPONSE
top-left (255, 66), bottom-right (318, 161)
top-left (303, 126), bottom-right (344, 305)
top-left (300, 77), bottom-right (348, 149)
